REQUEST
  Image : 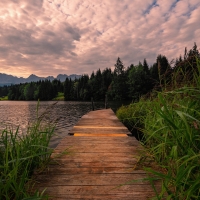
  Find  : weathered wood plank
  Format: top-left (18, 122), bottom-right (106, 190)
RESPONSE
top-left (75, 119), bottom-right (124, 127)
top-left (35, 185), bottom-right (159, 195)
top-left (39, 167), bottom-right (145, 175)
top-left (74, 126), bottom-right (127, 129)
top-left (60, 135), bottom-right (138, 141)
top-left (48, 161), bottom-right (138, 168)
top-left (52, 156), bottom-right (138, 163)
top-left (34, 173), bottom-right (152, 186)
top-left (58, 136), bottom-right (140, 145)
top-left (52, 152), bottom-right (139, 158)
top-left (54, 146), bottom-right (140, 153)
top-left (69, 128), bottom-right (130, 134)
top-left (73, 133), bottom-right (128, 137)
top-left (42, 194), bottom-right (153, 200)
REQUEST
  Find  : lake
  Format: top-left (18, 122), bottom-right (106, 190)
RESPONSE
top-left (0, 101), bottom-right (127, 148)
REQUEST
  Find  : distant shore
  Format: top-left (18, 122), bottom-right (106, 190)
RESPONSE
top-left (0, 96), bottom-right (8, 100)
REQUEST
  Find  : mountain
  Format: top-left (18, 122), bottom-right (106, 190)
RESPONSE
top-left (0, 73), bottom-right (81, 86)
top-left (26, 74), bottom-right (46, 82)
top-left (0, 73), bottom-right (24, 85)
top-left (56, 74), bottom-right (80, 82)
top-left (56, 74), bottom-right (68, 82)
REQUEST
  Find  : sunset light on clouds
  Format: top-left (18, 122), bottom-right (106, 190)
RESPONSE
top-left (0, 0), bottom-right (200, 77)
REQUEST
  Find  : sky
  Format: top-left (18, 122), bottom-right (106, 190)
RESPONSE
top-left (0, 0), bottom-right (200, 78)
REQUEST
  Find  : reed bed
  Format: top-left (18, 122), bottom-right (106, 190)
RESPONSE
top-left (116, 58), bottom-right (200, 199)
top-left (0, 103), bottom-right (55, 200)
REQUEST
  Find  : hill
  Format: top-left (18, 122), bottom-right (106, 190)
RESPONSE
top-left (0, 73), bottom-right (81, 86)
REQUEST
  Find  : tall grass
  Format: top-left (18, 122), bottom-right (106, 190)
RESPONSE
top-left (116, 57), bottom-right (200, 199)
top-left (0, 103), bottom-right (55, 200)
top-left (116, 100), bottom-right (150, 140)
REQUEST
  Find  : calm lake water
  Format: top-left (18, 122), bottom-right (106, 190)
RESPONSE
top-left (0, 101), bottom-right (127, 148)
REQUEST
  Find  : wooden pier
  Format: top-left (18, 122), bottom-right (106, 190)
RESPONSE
top-left (33, 109), bottom-right (158, 199)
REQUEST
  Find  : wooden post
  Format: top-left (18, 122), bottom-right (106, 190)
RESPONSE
top-left (91, 97), bottom-right (94, 111)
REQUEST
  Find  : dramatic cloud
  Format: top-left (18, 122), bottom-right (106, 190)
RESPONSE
top-left (0, 0), bottom-right (200, 77)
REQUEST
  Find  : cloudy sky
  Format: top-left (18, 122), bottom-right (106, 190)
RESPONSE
top-left (0, 0), bottom-right (200, 78)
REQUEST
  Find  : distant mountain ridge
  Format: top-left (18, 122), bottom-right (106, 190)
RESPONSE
top-left (0, 73), bottom-right (81, 86)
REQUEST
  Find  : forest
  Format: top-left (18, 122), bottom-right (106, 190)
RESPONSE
top-left (0, 43), bottom-right (199, 102)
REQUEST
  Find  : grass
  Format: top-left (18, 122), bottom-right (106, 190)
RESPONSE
top-left (52, 92), bottom-right (64, 101)
top-left (116, 100), bottom-right (150, 140)
top-left (116, 57), bottom-right (200, 199)
top-left (0, 96), bottom-right (8, 100)
top-left (0, 102), bottom-right (55, 200)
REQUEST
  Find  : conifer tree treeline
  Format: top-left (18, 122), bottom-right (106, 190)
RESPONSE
top-left (2, 79), bottom-right (63, 100)
top-left (0, 43), bottom-right (199, 101)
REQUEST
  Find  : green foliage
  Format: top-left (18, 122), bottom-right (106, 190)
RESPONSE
top-left (150, 54), bottom-right (172, 89)
top-left (116, 100), bottom-right (150, 140)
top-left (0, 96), bottom-right (8, 100)
top-left (143, 88), bottom-right (200, 199)
top-left (79, 75), bottom-right (90, 100)
top-left (38, 80), bottom-right (57, 101)
top-left (114, 57), bottom-right (125, 75)
top-left (52, 92), bottom-right (64, 101)
top-left (127, 63), bottom-right (152, 101)
top-left (0, 103), bottom-right (55, 199)
top-left (116, 56), bottom-right (200, 199)
top-left (0, 86), bottom-right (9, 97)
top-left (63, 69), bottom-right (113, 101)
top-left (64, 77), bottom-right (75, 100)
top-left (108, 58), bottom-right (128, 100)
top-left (6, 79), bottom-right (62, 101)
top-left (24, 83), bottom-right (36, 100)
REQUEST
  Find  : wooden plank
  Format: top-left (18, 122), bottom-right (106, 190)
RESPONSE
top-left (53, 137), bottom-right (140, 147)
top-left (75, 119), bottom-right (124, 127)
top-left (34, 173), bottom-right (152, 186)
top-left (34, 185), bottom-right (159, 195)
top-left (74, 126), bottom-right (127, 129)
top-left (48, 161), bottom-right (138, 168)
top-left (54, 146), bottom-right (140, 153)
top-left (52, 152), bottom-right (139, 158)
top-left (73, 133), bottom-right (128, 137)
top-left (38, 167), bottom-right (145, 175)
top-left (69, 128), bottom-right (130, 134)
top-left (51, 156), bottom-right (138, 163)
top-left (57, 141), bottom-right (140, 147)
top-left (58, 136), bottom-right (140, 144)
top-left (60, 135), bottom-right (138, 141)
top-left (42, 194), bottom-right (154, 200)
top-left (57, 141), bottom-right (141, 148)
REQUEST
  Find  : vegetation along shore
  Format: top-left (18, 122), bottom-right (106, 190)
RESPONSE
top-left (116, 45), bottom-right (200, 199)
top-left (0, 103), bottom-right (56, 199)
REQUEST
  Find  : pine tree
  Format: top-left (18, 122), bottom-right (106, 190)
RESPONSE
top-left (143, 59), bottom-right (149, 74)
top-left (114, 57), bottom-right (125, 75)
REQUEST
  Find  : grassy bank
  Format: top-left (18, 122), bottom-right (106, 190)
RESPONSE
top-left (0, 105), bottom-right (55, 199)
top-left (0, 96), bottom-right (8, 100)
top-left (52, 92), bottom-right (64, 101)
top-left (116, 58), bottom-right (200, 199)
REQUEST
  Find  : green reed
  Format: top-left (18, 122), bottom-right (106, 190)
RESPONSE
top-left (0, 103), bottom-right (55, 200)
top-left (116, 57), bottom-right (200, 199)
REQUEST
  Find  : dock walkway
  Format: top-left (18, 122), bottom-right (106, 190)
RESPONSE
top-left (33, 109), bottom-right (158, 199)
